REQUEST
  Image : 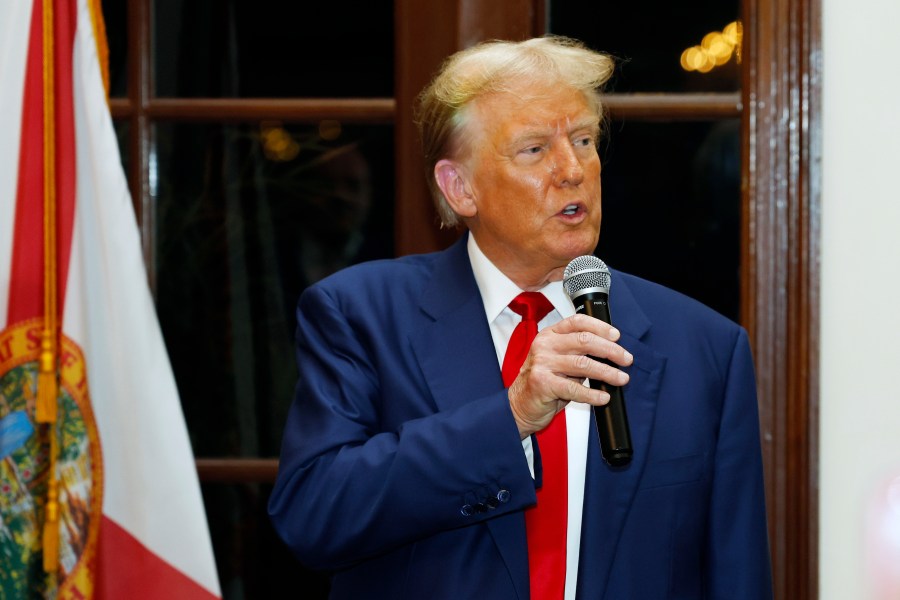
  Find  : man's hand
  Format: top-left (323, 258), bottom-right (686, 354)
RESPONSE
top-left (508, 313), bottom-right (633, 439)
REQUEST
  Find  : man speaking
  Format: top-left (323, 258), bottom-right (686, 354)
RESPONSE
top-left (268, 36), bottom-right (773, 599)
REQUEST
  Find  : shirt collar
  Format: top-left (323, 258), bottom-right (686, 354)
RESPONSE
top-left (466, 233), bottom-right (575, 322)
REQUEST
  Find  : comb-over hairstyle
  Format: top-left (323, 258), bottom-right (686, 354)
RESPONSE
top-left (415, 36), bottom-right (614, 228)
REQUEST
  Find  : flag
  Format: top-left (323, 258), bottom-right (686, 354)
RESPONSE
top-left (0, 0), bottom-right (222, 597)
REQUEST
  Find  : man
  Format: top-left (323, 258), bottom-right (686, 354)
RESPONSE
top-left (269, 36), bottom-right (773, 599)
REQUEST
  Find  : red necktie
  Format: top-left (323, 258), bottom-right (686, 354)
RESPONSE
top-left (501, 292), bottom-right (567, 599)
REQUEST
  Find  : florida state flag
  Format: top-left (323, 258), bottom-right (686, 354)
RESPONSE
top-left (0, 0), bottom-right (221, 597)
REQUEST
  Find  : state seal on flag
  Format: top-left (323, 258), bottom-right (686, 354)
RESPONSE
top-left (0, 319), bottom-right (103, 599)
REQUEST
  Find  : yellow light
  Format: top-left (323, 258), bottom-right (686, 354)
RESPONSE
top-left (259, 122), bottom-right (300, 162)
top-left (703, 33), bottom-right (731, 59)
top-left (686, 46), bottom-right (707, 71)
top-left (723, 21), bottom-right (740, 46)
top-left (697, 56), bottom-right (716, 73)
top-left (680, 21), bottom-right (742, 73)
top-left (680, 48), bottom-right (694, 71)
top-left (319, 120), bottom-right (342, 141)
top-left (701, 32), bottom-right (720, 50)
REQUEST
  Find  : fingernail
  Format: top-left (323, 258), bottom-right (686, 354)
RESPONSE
top-left (624, 350), bottom-right (633, 363)
top-left (609, 327), bottom-right (620, 340)
top-left (619, 371), bottom-right (630, 384)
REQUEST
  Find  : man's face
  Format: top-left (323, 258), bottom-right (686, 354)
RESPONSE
top-left (459, 81), bottom-right (603, 286)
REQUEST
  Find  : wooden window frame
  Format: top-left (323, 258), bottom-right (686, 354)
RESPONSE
top-left (114, 0), bottom-right (820, 597)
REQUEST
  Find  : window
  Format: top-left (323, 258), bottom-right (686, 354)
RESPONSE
top-left (107, 0), bottom-right (819, 597)
top-left (550, 2), bottom-right (742, 321)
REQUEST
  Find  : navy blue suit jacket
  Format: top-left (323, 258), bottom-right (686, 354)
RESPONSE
top-left (269, 234), bottom-right (773, 599)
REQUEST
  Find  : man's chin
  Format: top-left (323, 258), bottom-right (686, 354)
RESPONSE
top-left (559, 238), bottom-right (600, 264)
top-left (544, 247), bottom-right (599, 283)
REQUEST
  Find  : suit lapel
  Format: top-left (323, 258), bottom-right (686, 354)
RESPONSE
top-left (410, 235), bottom-right (505, 413)
top-left (410, 235), bottom-right (530, 599)
top-left (577, 272), bottom-right (668, 598)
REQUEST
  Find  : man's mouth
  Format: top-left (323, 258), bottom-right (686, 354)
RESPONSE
top-left (561, 204), bottom-right (579, 216)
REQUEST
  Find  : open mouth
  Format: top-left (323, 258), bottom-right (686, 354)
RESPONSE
top-left (561, 204), bottom-right (579, 216)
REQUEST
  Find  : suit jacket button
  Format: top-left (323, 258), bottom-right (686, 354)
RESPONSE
top-left (485, 496), bottom-right (499, 509)
top-left (496, 489), bottom-right (511, 503)
top-left (460, 504), bottom-right (474, 516)
top-left (473, 502), bottom-right (487, 513)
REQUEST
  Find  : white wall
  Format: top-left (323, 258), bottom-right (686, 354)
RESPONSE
top-left (821, 0), bottom-right (900, 597)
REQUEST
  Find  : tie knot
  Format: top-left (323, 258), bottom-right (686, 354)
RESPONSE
top-left (508, 292), bottom-right (554, 323)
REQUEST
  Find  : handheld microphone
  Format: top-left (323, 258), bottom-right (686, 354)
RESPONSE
top-left (563, 256), bottom-right (633, 467)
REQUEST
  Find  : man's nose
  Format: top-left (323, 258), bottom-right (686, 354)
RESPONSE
top-left (552, 143), bottom-right (585, 187)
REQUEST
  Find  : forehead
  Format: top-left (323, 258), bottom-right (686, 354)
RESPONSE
top-left (469, 81), bottom-right (598, 141)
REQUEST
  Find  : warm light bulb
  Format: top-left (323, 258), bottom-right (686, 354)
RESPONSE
top-left (697, 53), bottom-right (716, 73)
top-left (680, 48), bottom-right (694, 71)
top-left (686, 46), bottom-right (707, 71)
top-left (723, 21), bottom-right (740, 46)
top-left (680, 21), bottom-right (742, 73)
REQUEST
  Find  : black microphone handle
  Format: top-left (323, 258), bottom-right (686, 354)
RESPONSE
top-left (575, 291), bottom-right (633, 467)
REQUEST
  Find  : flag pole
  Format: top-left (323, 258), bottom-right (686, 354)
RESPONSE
top-left (36, 0), bottom-right (61, 574)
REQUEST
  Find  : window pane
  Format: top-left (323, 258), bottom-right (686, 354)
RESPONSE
top-left (202, 484), bottom-right (330, 599)
top-left (153, 122), bottom-right (394, 457)
top-left (549, 2), bottom-right (740, 93)
top-left (101, 0), bottom-right (127, 97)
top-left (112, 120), bottom-right (129, 176)
top-left (153, 0), bottom-right (394, 98)
top-left (598, 120), bottom-right (741, 322)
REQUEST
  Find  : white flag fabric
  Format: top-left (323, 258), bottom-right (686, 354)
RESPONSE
top-left (0, 0), bottom-right (221, 597)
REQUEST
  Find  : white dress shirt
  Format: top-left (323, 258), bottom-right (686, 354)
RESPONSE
top-left (467, 234), bottom-right (590, 600)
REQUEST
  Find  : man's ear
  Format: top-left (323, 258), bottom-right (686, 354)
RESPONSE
top-left (434, 159), bottom-right (477, 218)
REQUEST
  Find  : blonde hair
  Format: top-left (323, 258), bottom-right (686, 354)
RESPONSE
top-left (415, 36), bottom-right (614, 228)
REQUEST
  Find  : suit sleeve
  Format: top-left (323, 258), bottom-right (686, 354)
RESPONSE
top-left (267, 283), bottom-right (537, 570)
top-left (705, 328), bottom-right (774, 598)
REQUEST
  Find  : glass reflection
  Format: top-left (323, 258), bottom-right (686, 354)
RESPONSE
top-left (549, 1), bottom-right (740, 92)
top-left (153, 122), bottom-right (393, 458)
top-left (100, 0), bottom-right (127, 97)
top-left (153, 0), bottom-right (394, 98)
top-left (598, 120), bottom-right (741, 321)
top-left (112, 120), bottom-right (129, 178)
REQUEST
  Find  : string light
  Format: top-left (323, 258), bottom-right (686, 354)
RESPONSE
top-left (680, 21), bottom-right (742, 73)
top-left (260, 121), bottom-right (300, 162)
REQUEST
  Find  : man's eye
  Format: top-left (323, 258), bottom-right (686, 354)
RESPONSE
top-left (522, 146), bottom-right (543, 155)
top-left (574, 136), bottom-right (594, 147)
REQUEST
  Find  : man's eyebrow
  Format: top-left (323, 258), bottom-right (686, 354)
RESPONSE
top-left (568, 118), bottom-right (600, 133)
top-left (508, 128), bottom-right (552, 146)
top-left (509, 119), bottom-right (598, 144)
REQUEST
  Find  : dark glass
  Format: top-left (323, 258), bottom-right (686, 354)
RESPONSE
top-left (101, 0), bottom-right (127, 97)
top-left (153, 122), bottom-right (394, 457)
top-left (549, 2), bottom-right (740, 92)
top-left (153, 0), bottom-right (394, 98)
top-left (112, 120), bottom-right (129, 176)
top-left (202, 484), bottom-right (330, 599)
top-left (597, 120), bottom-right (741, 322)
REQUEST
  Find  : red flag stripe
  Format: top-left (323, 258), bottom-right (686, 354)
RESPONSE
top-left (53, 0), bottom-right (78, 308)
top-left (6, 0), bottom-right (77, 324)
top-left (6, 0), bottom-right (45, 322)
top-left (96, 516), bottom-right (219, 600)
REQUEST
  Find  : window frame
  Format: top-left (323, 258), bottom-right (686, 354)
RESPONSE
top-left (112, 0), bottom-right (820, 597)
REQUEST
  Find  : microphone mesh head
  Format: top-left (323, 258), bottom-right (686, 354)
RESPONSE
top-left (563, 255), bottom-right (611, 299)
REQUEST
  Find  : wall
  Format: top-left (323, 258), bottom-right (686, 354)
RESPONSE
top-left (821, 0), bottom-right (900, 596)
